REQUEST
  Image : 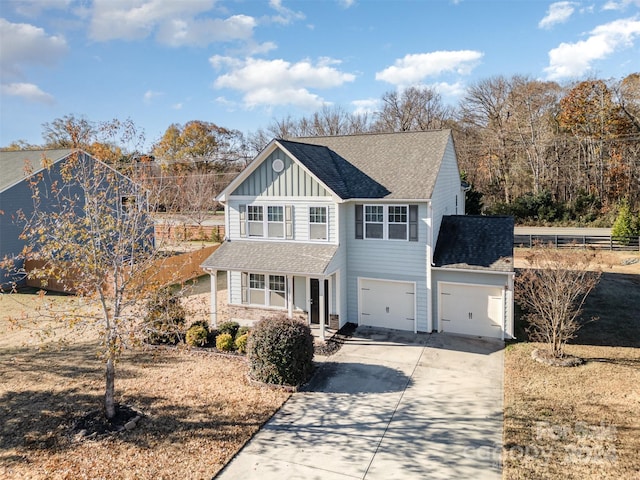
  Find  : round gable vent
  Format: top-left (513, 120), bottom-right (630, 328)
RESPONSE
top-left (272, 158), bottom-right (284, 173)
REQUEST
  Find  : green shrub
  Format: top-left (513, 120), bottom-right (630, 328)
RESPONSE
top-left (235, 333), bottom-right (249, 353)
top-left (186, 324), bottom-right (209, 347)
top-left (216, 333), bottom-right (235, 352)
top-left (144, 287), bottom-right (186, 345)
top-left (237, 325), bottom-right (251, 337)
top-left (218, 321), bottom-right (240, 339)
top-left (247, 315), bottom-right (314, 386)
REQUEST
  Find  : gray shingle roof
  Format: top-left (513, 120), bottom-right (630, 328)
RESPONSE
top-left (201, 240), bottom-right (338, 275)
top-left (290, 130), bottom-right (451, 200)
top-left (0, 149), bottom-right (73, 192)
top-left (277, 140), bottom-right (390, 199)
top-left (433, 215), bottom-right (515, 272)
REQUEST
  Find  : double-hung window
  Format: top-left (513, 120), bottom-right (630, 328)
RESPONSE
top-left (244, 273), bottom-right (287, 308)
top-left (309, 206), bottom-right (328, 240)
top-left (364, 205), bottom-right (384, 239)
top-left (248, 273), bottom-right (265, 304)
top-left (358, 204), bottom-right (415, 241)
top-left (247, 206), bottom-right (264, 237)
top-left (267, 206), bottom-right (284, 238)
top-left (388, 206), bottom-right (408, 240)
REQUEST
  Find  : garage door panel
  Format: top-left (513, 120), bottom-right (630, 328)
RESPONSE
top-left (360, 279), bottom-right (415, 331)
top-left (440, 284), bottom-right (503, 338)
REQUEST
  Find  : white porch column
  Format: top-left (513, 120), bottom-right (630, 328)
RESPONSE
top-left (335, 271), bottom-right (341, 326)
top-left (319, 277), bottom-right (326, 341)
top-left (306, 276), bottom-right (311, 325)
top-left (287, 274), bottom-right (294, 319)
top-left (209, 270), bottom-right (218, 327)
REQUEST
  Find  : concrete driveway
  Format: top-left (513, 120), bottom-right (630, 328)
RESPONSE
top-left (216, 328), bottom-right (504, 480)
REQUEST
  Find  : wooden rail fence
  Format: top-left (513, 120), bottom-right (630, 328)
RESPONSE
top-left (514, 234), bottom-right (640, 251)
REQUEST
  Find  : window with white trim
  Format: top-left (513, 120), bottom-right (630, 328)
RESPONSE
top-left (269, 275), bottom-right (286, 307)
top-left (360, 204), bottom-right (412, 240)
top-left (364, 205), bottom-right (384, 239)
top-left (309, 206), bottom-right (328, 240)
top-left (247, 206), bottom-right (264, 237)
top-left (267, 206), bottom-right (284, 238)
top-left (249, 273), bottom-right (265, 304)
top-left (388, 205), bottom-right (408, 240)
top-left (244, 272), bottom-right (287, 308)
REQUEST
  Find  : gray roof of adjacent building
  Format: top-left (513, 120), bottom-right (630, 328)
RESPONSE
top-left (0, 149), bottom-right (73, 192)
top-left (433, 215), bottom-right (515, 272)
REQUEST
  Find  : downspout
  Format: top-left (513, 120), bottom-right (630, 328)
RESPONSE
top-left (426, 200), bottom-right (433, 333)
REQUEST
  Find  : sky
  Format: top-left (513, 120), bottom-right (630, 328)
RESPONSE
top-left (1, 0), bottom-right (639, 151)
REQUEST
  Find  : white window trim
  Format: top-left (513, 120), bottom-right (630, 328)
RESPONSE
top-left (246, 204), bottom-right (285, 239)
top-left (308, 206), bottom-right (328, 241)
top-left (364, 204), bottom-right (409, 241)
top-left (245, 272), bottom-right (288, 309)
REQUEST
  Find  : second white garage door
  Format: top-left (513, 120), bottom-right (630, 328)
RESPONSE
top-left (439, 283), bottom-right (504, 338)
top-left (359, 278), bottom-right (415, 331)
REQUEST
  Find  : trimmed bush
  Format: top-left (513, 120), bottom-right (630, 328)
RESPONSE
top-left (144, 287), bottom-right (186, 345)
top-left (234, 333), bottom-right (249, 353)
top-left (186, 324), bottom-right (208, 347)
top-left (218, 321), bottom-right (240, 339)
top-left (216, 333), bottom-right (234, 352)
top-left (247, 315), bottom-right (314, 386)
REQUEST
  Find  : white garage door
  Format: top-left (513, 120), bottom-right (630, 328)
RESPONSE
top-left (439, 283), bottom-right (503, 338)
top-left (360, 278), bottom-right (415, 331)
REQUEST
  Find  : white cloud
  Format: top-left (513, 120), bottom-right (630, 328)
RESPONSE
top-left (10, 0), bottom-right (72, 17)
top-left (268, 0), bottom-right (305, 25)
top-left (539, 1), bottom-right (577, 29)
top-left (428, 81), bottom-right (467, 98)
top-left (172, 102), bottom-right (183, 110)
top-left (211, 56), bottom-right (356, 109)
top-left (143, 90), bottom-right (163, 103)
top-left (339, 0), bottom-right (357, 8)
top-left (1, 82), bottom-right (55, 104)
top-left (544, 17), bottom-right (640, 79)
top-left (0, 19), bottom-right (67, 79)
top-left (89, 0), bottom-right (256, 46)
top-left (351, 98), bottom-right (379, 115)
top-left (375, 50), bottom-right (483, 86)
top-left (603, 0), bottom-right (640, 10)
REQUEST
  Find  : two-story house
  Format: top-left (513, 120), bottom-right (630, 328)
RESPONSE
top-left (201, 130), bottom-right (514, 340)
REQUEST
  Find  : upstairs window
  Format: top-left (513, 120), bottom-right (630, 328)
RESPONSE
top-left (267, 206), bottom-right (284, 238)
top-left (309, 206), bottom-right (328, 240)
top-left (356, 204), bottom-right (418, 241)
top-left (247, 206), bottom-right (263, 237)
top-left (364, 205), bottom-right (384, 239)
top-left (388, 206), bottom-right (408, 240)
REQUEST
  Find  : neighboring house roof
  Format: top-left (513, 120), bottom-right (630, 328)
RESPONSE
top-left (433, 215), bottom-right (515, 272)
top-left (291, 130), bottom-right (452, 200)
top-left (201, 240), bottom-right (338, 276)
top-left (0, 149), bottom-right (73, 192)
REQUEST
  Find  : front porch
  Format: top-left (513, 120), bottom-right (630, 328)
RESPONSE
top-left (200, 240), bottom-right (343, 341)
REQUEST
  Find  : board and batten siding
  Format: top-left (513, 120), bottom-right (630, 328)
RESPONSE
top-left (430, 137), bottom-right (462, 250)
top-left (231, 149), bottom-right (331, 198)
top-left (344, 202), bottom-right (430, 331)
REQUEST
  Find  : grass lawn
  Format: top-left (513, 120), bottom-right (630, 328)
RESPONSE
top-left (504, 251), bottom-right (640, 479)
top-left (0, 293), bottom-right (290, 480)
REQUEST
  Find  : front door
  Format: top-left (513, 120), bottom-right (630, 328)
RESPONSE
top-left (310, 278), bottom-right (329, 325)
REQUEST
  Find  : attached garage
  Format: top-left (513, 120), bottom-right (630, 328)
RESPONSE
top-left (438, 282), bottom-right (504, 338)
top-left (359, 278), bottom-right (416, 332)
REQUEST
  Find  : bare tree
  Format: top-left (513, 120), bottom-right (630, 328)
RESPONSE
top-left (14, 151), bottom-right (185, 420)
top-left (515, 245), bottom-right (601, 359)
top-left (374, 86), bottom-right (450, 132)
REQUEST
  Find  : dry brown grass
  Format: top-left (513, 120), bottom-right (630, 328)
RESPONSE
top-left (0, 293), bottom-right (289, 480)
top-left (504, 252), bottom-right (640, 479)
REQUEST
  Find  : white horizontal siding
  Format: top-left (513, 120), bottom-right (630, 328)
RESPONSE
top-left (430, 137), bottom-right (462, 249)
top-left (226, 198), bottom-right (338, 243)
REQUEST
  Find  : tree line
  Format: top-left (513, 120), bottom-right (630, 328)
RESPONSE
top-left (4, 72), bottom-right (639, 225)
